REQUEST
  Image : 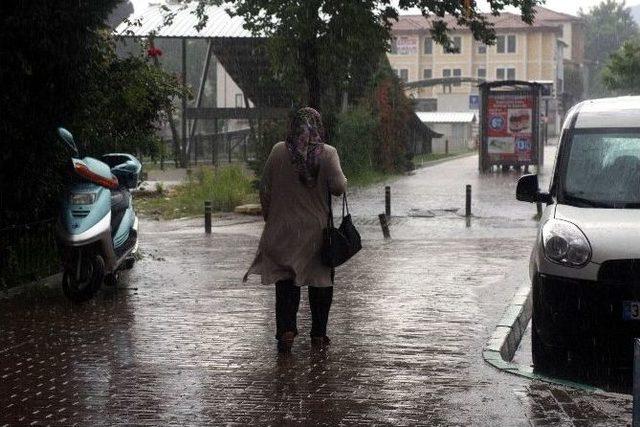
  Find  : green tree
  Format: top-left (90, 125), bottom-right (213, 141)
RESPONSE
top-left (72, 33), bottom-right (183, 157)
top-left (563, 66), bottom-right (585, 109)
top-left (0, 1), bottom-right (183, 226)
top-left (188, 0), bottom-right (540, 177)
top-left (580, 0), bottom-right (639, 97)
top-left (602, 38), bottom-right (640, 94)
top-left (194, 0), bottom-right (540, 111)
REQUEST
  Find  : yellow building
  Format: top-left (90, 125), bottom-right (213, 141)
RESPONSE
top-left (388, 7), bottom-right (584, 135)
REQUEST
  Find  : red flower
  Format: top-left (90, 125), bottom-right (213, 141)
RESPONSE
top-left (147, 47), bottom-right (163, 58)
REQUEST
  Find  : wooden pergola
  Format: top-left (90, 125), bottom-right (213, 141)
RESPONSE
top-left (115, 4), bottom-right (293, 165)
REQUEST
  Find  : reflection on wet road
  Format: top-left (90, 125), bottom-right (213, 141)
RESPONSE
top-left (0, 149), bottom-right (632, 425)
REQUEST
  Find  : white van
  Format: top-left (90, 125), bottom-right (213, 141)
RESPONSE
top-left (517, 96), bottom-right (640, 377)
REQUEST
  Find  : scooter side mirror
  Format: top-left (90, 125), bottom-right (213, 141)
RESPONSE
top-left (57, 127), bottom-right (79, 157)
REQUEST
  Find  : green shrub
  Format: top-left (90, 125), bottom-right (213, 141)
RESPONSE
top-left (332, 106), bottom-right (378, 177)
top-left (183, 165), bottom-right (255, 212)
top-left (136, 164), bottom-right (256, 219)
top-left (247, 119), bottom-right (288, 185)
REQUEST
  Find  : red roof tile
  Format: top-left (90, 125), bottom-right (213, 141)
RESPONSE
top-left (393, 7), bottom-right (576, 33)
top-left (533, 6), bottom-right (580, 22)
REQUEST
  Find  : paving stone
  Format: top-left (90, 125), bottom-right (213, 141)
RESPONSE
top-left (0, 149), bottom-right (631, 425)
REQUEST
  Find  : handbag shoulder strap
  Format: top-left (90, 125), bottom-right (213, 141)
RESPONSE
top-left (342, 192), bottom-right (350, 218)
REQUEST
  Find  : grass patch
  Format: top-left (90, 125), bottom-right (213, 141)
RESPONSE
top-left (136, 164), bottom-right (257, 219)
top-left (348, 168), bottom-right (396, 188)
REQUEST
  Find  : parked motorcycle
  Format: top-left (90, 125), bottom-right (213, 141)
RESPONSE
top-left (56, 128), bottom-right (141, 302)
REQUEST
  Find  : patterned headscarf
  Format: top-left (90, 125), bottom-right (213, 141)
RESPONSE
top-left (286, 107), bottom-right (325, 187)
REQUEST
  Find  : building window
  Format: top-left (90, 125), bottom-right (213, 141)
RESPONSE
top-left (507, 35), bottom-right (516, 53)
top-left (423, 68), bottom-right (432, 79)
top-left (424, 37), bottom-right (432, 55)
top-left (497, 35), bottom-right (516, 53)
top-left (399, 69), bottom-right (409, 83)
top-left (444, 36), bottom-right (462, 54)
top-left (390, 37), bottom-right (397, 54)
top-left (442, 69), bottom-right (452, 92)
top-left (477, 42), bottom-right (487, 54)
top-left (477, 67), bottom-right (486, 79)
top-left (496, 67), bottom-right (516, 80)
top-left (452, 68), bottom-right (462, 86)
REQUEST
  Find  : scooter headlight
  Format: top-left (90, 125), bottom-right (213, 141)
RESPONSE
top-left (542, 219), bottom-right (591, 267)
top-left (70, 192), bottom-right (96, 205)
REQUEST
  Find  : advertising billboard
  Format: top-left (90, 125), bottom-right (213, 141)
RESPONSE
top-left (486, 93), bottom-right (534, 163)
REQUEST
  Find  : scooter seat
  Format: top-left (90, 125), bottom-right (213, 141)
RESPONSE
top-left (110, 189), bottom-right (130, 235)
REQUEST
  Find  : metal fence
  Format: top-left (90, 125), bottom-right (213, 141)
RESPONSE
top-left (150, 129), bottom-right (252, 168)
top-left (0, 219), bottom-right (60, 289)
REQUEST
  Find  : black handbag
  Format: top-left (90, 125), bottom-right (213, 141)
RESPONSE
top-left (321, 191), bottom-right (362, 268)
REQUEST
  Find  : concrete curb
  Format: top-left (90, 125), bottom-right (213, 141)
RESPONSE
top-left (484, 285), bottom-right (532, 362)
top-left (483, 284), bottom-right (603, 393)
top-left (1, 272), bottom-right (62, 300)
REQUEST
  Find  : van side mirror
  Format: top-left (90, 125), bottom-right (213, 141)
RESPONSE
top-left (516, 174), bottom-right (552, 204)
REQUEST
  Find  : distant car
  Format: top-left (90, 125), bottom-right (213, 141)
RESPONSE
top-left (517, 96), bottom-right (640, 378)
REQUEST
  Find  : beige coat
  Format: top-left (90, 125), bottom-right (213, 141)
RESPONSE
top-left (244, 142), bottom-right (347, 287)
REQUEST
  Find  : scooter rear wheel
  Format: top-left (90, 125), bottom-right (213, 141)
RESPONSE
top-left (62, 254), bottom-right (105, 303)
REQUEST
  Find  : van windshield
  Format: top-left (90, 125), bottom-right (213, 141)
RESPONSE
top-left (562, 131), bottom-right (640, 208)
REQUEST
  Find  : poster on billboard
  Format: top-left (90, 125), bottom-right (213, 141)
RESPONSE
top-left (486, 93), bottom-right (533, 162)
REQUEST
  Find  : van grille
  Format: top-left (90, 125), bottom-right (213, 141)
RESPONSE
top-left (598, 260), bottom-right (640, 283)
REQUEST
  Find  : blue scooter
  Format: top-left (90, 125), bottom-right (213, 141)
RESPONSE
top-left (56, 128), bottom-right (141, 302)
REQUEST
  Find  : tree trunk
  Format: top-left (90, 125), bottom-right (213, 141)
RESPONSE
top-left (300, 41), bottom-right (321, 109)
top-left (299, 1), bottom-right (322, 109)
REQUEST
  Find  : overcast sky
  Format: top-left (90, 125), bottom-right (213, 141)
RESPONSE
top-left (130, 0), bottom-right (640, 18)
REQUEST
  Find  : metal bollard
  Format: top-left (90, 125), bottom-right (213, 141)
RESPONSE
top-left (634, 339), bottom-right (640, 426)
top-left (204, 201), bottom-right (212, 234)
top-left (385, 186), bottom-right (391, 218)
top-left (465, 185), bottom-right (472, 218)
top-left (378, 213), bottom-right (391, 239)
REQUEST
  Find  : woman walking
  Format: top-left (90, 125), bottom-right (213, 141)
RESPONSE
top-left (244, 107), bottom-right (347, 353)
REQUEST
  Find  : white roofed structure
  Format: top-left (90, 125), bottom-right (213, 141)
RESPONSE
top-left (417, 112), bottom-right (477, 124)
top-left (115, 2), bottom-right (252, 39)
top-left (113, 2), bottom-right (291, 166)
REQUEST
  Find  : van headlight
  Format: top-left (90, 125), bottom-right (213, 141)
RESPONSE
top-left (69, 192), bottom-right (96, 205)
top-left (542, 219), bottom-right (591, 267)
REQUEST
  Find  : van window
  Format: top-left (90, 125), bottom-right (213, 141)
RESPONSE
top-left (563, 131), bottom-right (640, 207)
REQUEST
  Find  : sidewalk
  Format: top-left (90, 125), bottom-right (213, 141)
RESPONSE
top-left (0, 149), bottom-right (631, 425)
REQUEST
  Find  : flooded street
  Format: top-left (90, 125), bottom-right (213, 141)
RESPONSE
top-left (0, 149), bottom-right (632, 425)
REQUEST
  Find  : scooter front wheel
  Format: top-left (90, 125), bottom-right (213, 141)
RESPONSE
top-left (62, 254), bottom-right (105, 303)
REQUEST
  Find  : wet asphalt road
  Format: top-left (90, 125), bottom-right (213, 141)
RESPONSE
top-left (0, 148), bottom-right (633, 425)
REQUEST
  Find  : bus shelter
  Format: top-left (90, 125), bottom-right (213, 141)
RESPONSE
top-left (478, 81), bottom-right (542, 173)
